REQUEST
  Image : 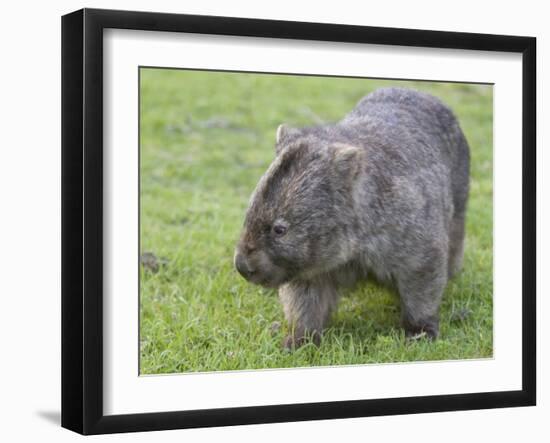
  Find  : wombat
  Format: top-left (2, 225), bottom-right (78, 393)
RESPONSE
top-left (234, 87), bottom-right (470, 349)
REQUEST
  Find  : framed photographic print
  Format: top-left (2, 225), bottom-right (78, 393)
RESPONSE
top-left (61, 8), bottom-right (536, 435)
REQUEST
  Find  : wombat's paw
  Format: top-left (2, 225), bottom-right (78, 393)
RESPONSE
top-left (282, 335), bottom-right (300, 351)
top-left (282, 331), bottom-right (321, 350)
top-left (402, 314), bottom-right (439, 341)
top-left (406, 331), bottom-right (428, 341)
top-left (405, 326), bottom-right (438, 341)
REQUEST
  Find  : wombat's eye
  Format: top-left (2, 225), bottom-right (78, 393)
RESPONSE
top-left (272, 224), bottom-right (287, 236)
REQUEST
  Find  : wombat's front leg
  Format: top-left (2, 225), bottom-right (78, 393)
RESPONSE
top-left (396, 256), bottom-right (448, 340)
top-left (278, 280), bottom-right (339, 349)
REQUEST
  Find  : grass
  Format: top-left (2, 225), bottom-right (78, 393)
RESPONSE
top-left (139, 68), bottom-right (493, 374)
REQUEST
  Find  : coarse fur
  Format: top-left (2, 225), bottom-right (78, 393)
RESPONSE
top-left (234, 87), bottom-right (470, 349)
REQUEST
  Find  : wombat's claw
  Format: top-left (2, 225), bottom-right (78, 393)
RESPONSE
top-left (407, 331), bottom-right (427, 341)
top-left (405, 326), bottom-right (438, 341)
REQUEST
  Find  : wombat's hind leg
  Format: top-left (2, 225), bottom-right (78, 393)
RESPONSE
top-left (448, 213), bottom-right (466, 279)
top-left (396, 257), bottom-right (447, 340)
top-left (278, 281), bottom-right (338, 349)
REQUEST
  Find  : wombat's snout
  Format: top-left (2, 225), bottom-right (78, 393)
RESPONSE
top-left (234, 240), bottom-right (289, 288)
top-left (234, 251), bottom-right (256, 280)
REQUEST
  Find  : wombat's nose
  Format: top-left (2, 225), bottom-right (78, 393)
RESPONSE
top-left (235, 252), bottom-right (255, 279)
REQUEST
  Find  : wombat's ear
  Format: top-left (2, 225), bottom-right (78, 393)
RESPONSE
top-left (275, 124), bottom-right (301, 155)
top-left (331, 143), bottom-right (363, 179)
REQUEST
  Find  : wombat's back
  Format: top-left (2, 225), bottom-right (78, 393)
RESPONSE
top-left (343, 87), bottom-right (470, 216)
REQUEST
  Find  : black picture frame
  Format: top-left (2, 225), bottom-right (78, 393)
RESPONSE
top-left (61, 8), bottom-right (536, 435)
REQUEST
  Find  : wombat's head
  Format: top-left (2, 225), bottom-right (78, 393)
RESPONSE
top-left (234, 124), bottom-right (363, 288)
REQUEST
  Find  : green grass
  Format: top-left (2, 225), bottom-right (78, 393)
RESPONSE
top-left (139, 68), bottom-right (493, 374)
